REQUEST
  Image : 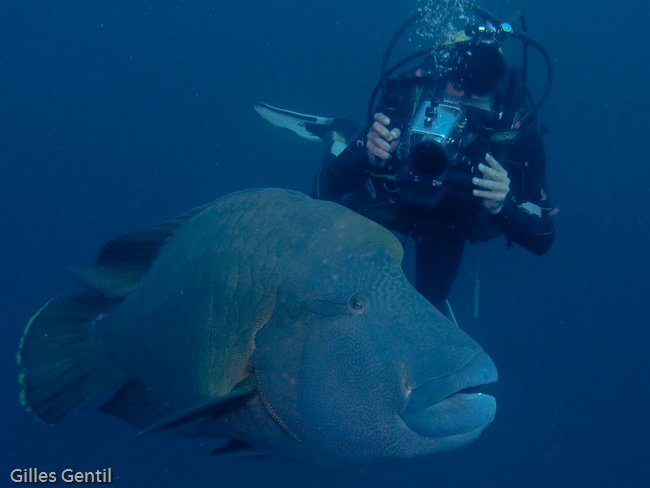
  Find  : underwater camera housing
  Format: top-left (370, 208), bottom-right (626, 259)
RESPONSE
top-left (401, 100), bottom-right (466, 186)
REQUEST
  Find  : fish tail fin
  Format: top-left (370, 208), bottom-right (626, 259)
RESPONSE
top-left (18, 293), bottom-right (115, 424)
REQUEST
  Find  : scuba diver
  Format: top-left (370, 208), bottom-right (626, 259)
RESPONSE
top-left (254, 3), bottom-right (556, 320)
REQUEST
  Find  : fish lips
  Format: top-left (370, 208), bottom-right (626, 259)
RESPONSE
top-left (400, 352), bottom-right (498, 439)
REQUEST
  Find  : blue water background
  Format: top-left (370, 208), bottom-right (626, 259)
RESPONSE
top-left (1, 0), bottom-right (648, 486)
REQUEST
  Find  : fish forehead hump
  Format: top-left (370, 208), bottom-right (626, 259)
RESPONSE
top-left (198, 188), bottom-right (404, 264)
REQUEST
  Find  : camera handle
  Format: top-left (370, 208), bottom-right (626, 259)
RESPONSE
top-left (369, 102), bottom-right (401, 178)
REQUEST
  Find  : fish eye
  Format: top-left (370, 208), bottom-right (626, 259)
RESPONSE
top-left (347, 293), bottom-right (369, 314)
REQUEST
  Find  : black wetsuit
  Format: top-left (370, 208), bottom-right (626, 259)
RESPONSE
top-left (314, 75), bottom-right (555, 310)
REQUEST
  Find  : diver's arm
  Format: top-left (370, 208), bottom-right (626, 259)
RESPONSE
top-left (492, 131), bottom-right (555, 255)
top-left (488, 146), bottom-right (555, 255)
top-left (323, 111), bottom-right (402, 197)
top-left (322, 134), bottom-right (372, 197)
top-left (473, 135), bottom-right (555, 255)
top-left (490, 197), bottom-right (555, 255)
top-left (321, 77), bottom-right (412, 198)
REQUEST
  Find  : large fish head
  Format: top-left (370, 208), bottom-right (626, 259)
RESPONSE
top-left (252, 201), bottom-right (497, 464)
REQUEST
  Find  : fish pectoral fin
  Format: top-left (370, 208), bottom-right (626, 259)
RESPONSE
top-left (210, 439), bottom-right (266, 458)
top-left (135, 376), bottom-right (256, 437)
top-left (99, 381), bottom-right (166, 429)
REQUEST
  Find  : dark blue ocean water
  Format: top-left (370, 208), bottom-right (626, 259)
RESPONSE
top-left (2, 0), bottom-right (648, 486)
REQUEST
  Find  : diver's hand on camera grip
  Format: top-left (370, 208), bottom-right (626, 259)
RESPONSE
top-left (472, 153), bottom-right (510, 214)
top-left (367, 113), bottom-right (400, 165)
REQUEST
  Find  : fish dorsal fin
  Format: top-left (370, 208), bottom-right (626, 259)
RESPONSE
top-left (74, 205), bottom-right (208, 298)
top-left (135, 376), bottom-right (256, 437)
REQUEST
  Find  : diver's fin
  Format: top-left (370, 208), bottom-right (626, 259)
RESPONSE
top-left (99, 381), bottom-right (165, 429)
top-left (135, 376), bottom-right (256, 437)
top-left (18, 293), bottom-right (117, 424)
top-left (74, 205), bottom-right (207, 298)
top-left (210, 439), bottom-right (265, 458)
top-left (253, 102), bottom-right (357, 143)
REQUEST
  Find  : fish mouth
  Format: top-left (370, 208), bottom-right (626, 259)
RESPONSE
top-left (400, 352), bottom-right (498, 438)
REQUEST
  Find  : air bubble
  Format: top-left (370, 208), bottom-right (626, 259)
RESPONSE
top-left (413, 0), bottom-right (468, 48)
